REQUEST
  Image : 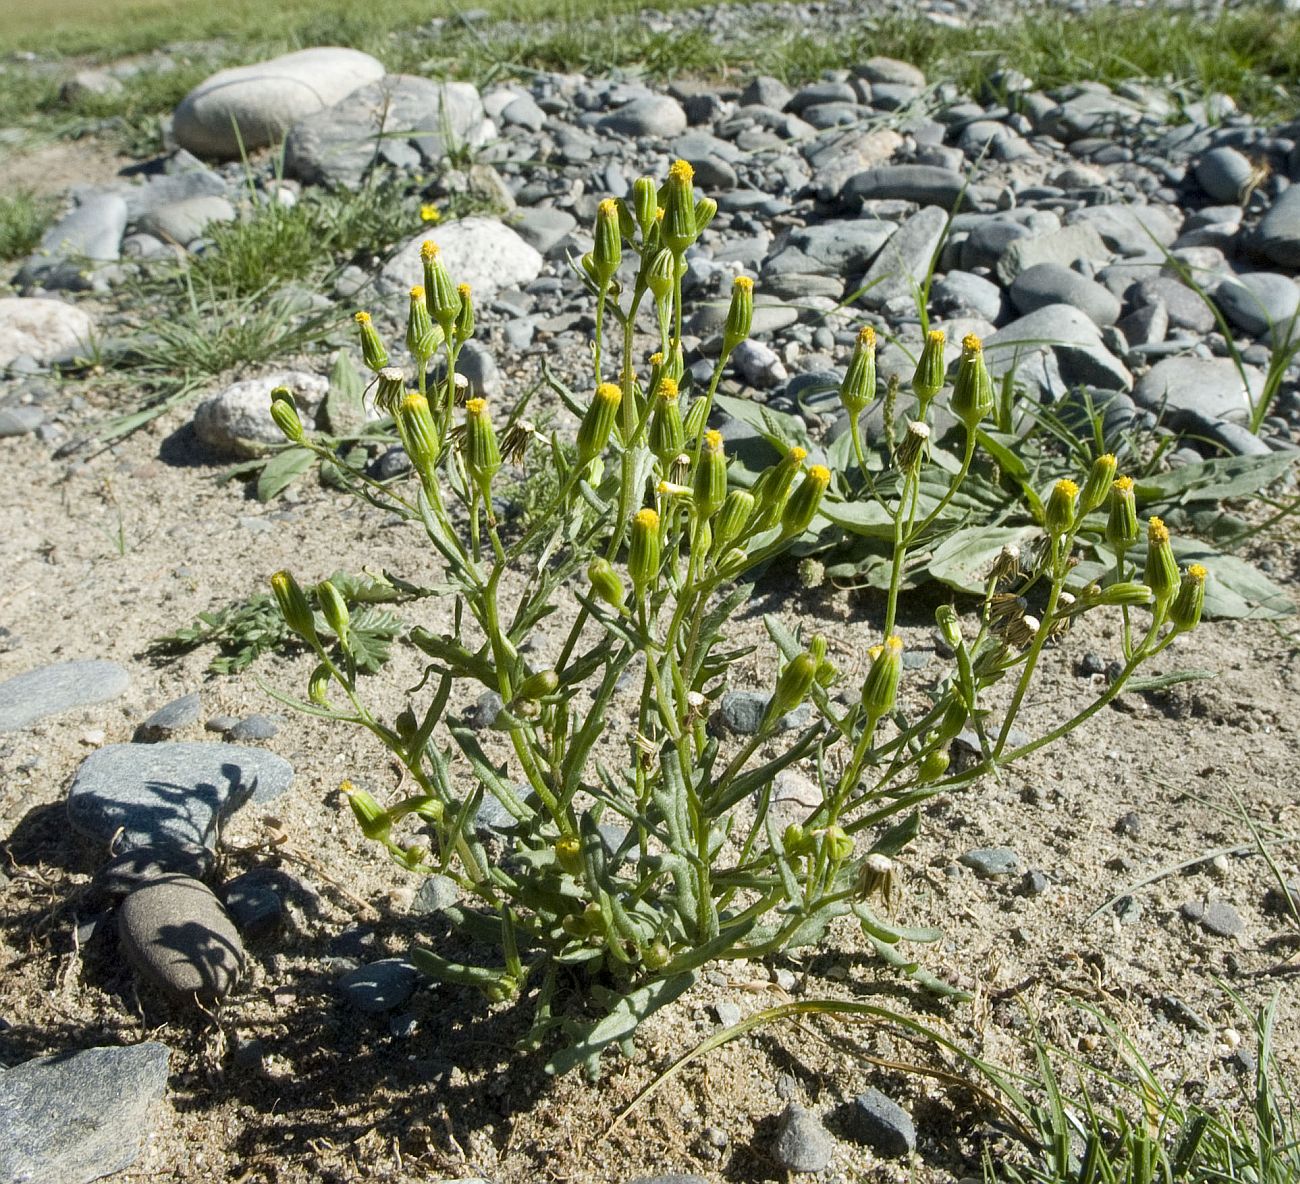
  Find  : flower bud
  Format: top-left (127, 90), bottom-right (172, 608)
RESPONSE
top-left (783, 823), bottom-right (813, 857)
top-left (588, 557), bottom-right (626, 609)
top-left (1096, 580), bottom-right (1155, 607)
top-left (577, 382), bottom-right (622, 462)
top-left (692, 430), bottom-right (728, 520)
top-left (712, 489), bottom-right (755, 554)
top-left (1078, 452), bottom-right (1117, 516)
top-left (406, 285), bottom-right (437, 363)
top-left (1144, 516), bottom-right (1180, 605)
top-left (694, 195), bottom-right (718, 235)
top-left (591, 198), bottom-right (622, 285)
top-left (781, 464), bottom-right (830, 536)
top-left (454, 283), bottom-right (474, 344)
top-left (308, 663), bottom-right (332, 705)
top-left (374, 367), bottom-right (406, 416)
top-left (631, 176), bottom-right (659, 239)
top-left (1044, 478), bottom-right (1079, 538)
top-left (353, 310), bottom-right (388, 371)
top-left (896, 420), bottom-right (931, 475)
top-left (463, 397), bottom-right (502, 491)
top-left (767, 651), bottom-right (817, 723)
top-left (861, 635), bottom-right (903, 719)
top-left (271, 570), bottom-right (317, 646)
top-left (1169, 563), bottom-right (1207, 632)
top-left (722, 275), bottom-right (754, 354)
top-left (823, 824), bottom-right (854, 863)
top-left (398, 393), bottom-right (440, 478)
top-left (950, 333), bottom-right (993, 429)
top-left (342, 781), bottom-right (391, 843)
top-left (648, 378), bottom-right (685, 467)
top-left (642, 939), bottom-right (671, 969)
top-left (661, 159), bottom-right (697, 254)
top-left (917, 748), bottom-right (950, 783)
top-left (912, 328), bottom-right (946, 406)
top-left (516, 669), bottom-right (559, 701)
top-left (316, 579), bottom-right (349, 638)
top-left (420, 241), bottom-right (461, 336)
top-left (1106, 476), bottom-right (1139, 552)
top-left (753, 446), bottom-right (807, 526)
top-left (269, 390), bottom-right (304, 442)
top-left (628, 508), bottom-right (661, 598)
top-left (555, 835), bottom-right (582, 876)
top-left (840, 326), bottom-right (877, 417)
top-left (683, 394), bottom-right (709, 441)
top-left (646, 247), bottom-right (676, 302)
top-left (935, 604), bottom-right (962, 651)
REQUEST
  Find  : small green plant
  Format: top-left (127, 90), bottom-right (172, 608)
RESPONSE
top-left (263, 163), bottom-right (1217, 1074)
top-left (0, 188), bottom-right (55, 260)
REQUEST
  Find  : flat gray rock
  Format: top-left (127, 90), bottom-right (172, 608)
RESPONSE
top-left (597, 94), bottom-right (686, 138)
top-left (0, 659), bottom-right (129, 732)
top-left (1010, 262), bottom-right (1120, 327)
top-left (1133, 356), bottom-right (1262, 424)
top-left (1131, 275), bottom-right (1215, 333)
top-left (1214, 273), bottom-right (1300, 341)
top-left (285, 74), bottom-right (488, 188)
top-left (960, 847), bottom-right (1020, 877)
top-left (17, 194), bottom-right (127, 289)
top-left (858, 205), bottom-right (948, 311)
top-left (0, 1042), bottom-right (170, 1184)
top-left (984, 303), bottom-right (1130, 397)
top-left (383, 218), bottom-right (542, 300)
top-left (1195, 147), bottom-right (1253, 204)
top-left (508, 206), bottom-right (578, 256)
top-left (338, 958), bottom-right (419, 1013)
top-left (136, 195), bottom-right (235, 246)
top-left (843, 164), bottom-right (966, 209)
top-left (174, 47), bottom-right (385, 158)
top-left (1065, 203), bottom-right (1179, 257)
top-left (118, 874), bottom-right (245, 1001)
top-left (67, 741), bottom-right (294, 853)
top-left (1255, 186), bottom-right (1300, 269)
top-left (135, 691), bottom-right (201, 742)
top-left (995, 223), bottom-right (1110, 286)
top-left (773, 1104), bottom-right (837, 1173)
top-left (847, 1087), bottom-right (916, 1157)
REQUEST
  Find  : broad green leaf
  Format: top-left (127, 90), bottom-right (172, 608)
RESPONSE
top-left (323, 349), bottom-right (367, 434)
top-left (869, 810), bottom-right (920, 857)
top-left (1171, 539), bottom-right (1294, 619)
top-left (255, 446), bottom-right (315, 501)
top-left (926, 524), bottom-right (1042, 593)
top-left (1134, 453), bottom-right (1294, 505)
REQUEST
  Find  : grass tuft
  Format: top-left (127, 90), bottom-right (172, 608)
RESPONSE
top-left (0, 189), bottom-right (57, 260)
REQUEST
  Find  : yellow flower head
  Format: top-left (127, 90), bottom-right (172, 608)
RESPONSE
top-left (649, 351), bottom-right (664, 366)
top-left (858, 325), bottom-right (876, 346)
top-left (656, 377), bottom-right (679, 400)
top-left (420, 240), bottom-right (439, 260)
top-left (457, 283), bottom-right (472, 299)
top-left (1113, 475), bottom-right (1135, 493)
top-left (808, 464), bottom-right (831, 484)
top-left (704, 429), bottom-right (723, 450)
top-left (635, 508), bottom-right (660, 530)
top-left (595, 382), bottom-right (621, 407)
top-left (927, 329), bottom-right (945, 347)
top-left (419, 204), bottom-right (441, 224)
top-left (354, 310), bottom-right (371, 324)
top-left (1149, 516), bottom-right (1169, 544)
top-left (669, 159), bottom-right (694, 183)
top-left (734, 275), bottom-right (754, 292)
top-left (598, 197), bottom-right (618, 216)
top-left (409, 285), bottom-right (425, 300)
top-left (1188, 562), bottom-right (1207, 582)
top-left (1055, 479), bottom-right (1079, 498)
top-left (789, 446), bottom-right (808, 464)
top-left (883, 634), bottom-right (903, 655)
top-left (466, 397), bottom-right (488, 417)
top-left (962, 332), bottom-right (983, 352)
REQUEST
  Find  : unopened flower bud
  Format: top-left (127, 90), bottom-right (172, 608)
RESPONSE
top-left (631, 176), bottom-right (659, 238)
top-left (515, 669), bottom-right (559, 701)
top-left (662, 159), bottom-right (697, 253)
top-left (840, 326), bottom-right (877, 416)
top-left (917, 748), bottom-right (950, 783)
top-left (420, 241), bottom-right (461, 335)
top-left (308, 663), bottom-right (332, 706)
top-left (353, 310), bottom-right (388, 371)
top-left (463, 398), bottom-right (502, 491)
top-left (692, 429), bottom-right (728, 519)
top-left (935, 604), bottom-right (962, 650)
top-left (861, 635), bottom-right (903, 719)
top-left (824, 824), bottom-right (854, 863)
top-left (269, 390), bottom-right (304, 442)
top-left (646, 247), bottom-right (676, 302)
top-left (1169, 563), bottom-right (1207, 632)
top-left (342, 781), bottom-right (391, 843)
top-left (781, 464), bottom-right (830, 536)
top-left (950, 333), bottom-right (993, 429)
top-left (628, 508), bottom-right (661, 598)
top-left (694, 195), bottom-right (717, 235)
top-left (642, 939), bottom-right (671, 969)
top-left (1078, 452), bottom-right (1117, 516)
top-left (1045, 478), bottom-right (1079, 537)
top-left (588, 558), bottom-right (626, 609)
top-left (454, 283), bottom-right (474, 344)
top-left (912, 329), bottom-right (946, 406)
top-left (767, 651), bottom-right (817, 723)
top-left (1096, 580), bottom-right (1155, 607)
top-left (1144, 516), bottom-right (1180, 605)
top-left (271, 570), bottom-right (318, 646)
top-left (398, 393), bottom-right (440, 477)
top-left (406, 285), bottom-right (437, 362)
top-left (783, 822), bottom-right (813, 857)
top-left (577, 382), bottom-right (622, 462)
top-left (722, 275), bottom-right (754, 354)
top-left (592, 198), bottom-right (622, 284)
top-left (555, 835), bottom-right (582, 876)
top-left (683, 394), bottom-right (709, 441)
top-left (712, 489), bottom-right (755, 554)
top-left (316, 579), bottom-right (349, 638)
top-left (649, 378), bottom-right (685, 466)
top-left (1106, 476), bottom-right (1139, 552)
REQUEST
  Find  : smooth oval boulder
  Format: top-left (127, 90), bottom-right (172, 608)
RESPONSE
top-left (1213, 272), bottom-right (1300, 340)
top-left (382, 218), bottom-right (542, 299)
top-left (173, 47), bottom-right (385, 159)
top-left (0, 659), bottom-right (128, 732)
top-left (1133, 355), bottom-right (1263, 424)
top-left (192, 368), bottom-right (329, 458)
top-left (1009, 262), bottom-right (1121, 326)
top-left (1254, 186), bottom-right (1300, 269)
top-left (118, 875), bottom-right (244, 1002)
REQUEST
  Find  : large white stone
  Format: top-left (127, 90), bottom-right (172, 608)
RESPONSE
top-left (173, 47), bottom-right (385, 159)
top-left (382, 218), bottom-right (543, 299)
top-left (0, 298), bottom-right (95, 368)
top-left (192, 369), bottom-right (328, 458)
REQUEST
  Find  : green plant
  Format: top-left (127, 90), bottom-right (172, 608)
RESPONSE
top-left (0, 188), bottom-right (55, 260)
top-left (262, 163), bottom-right (1217, 1074)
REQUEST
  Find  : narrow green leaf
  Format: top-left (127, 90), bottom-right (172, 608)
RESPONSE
top-left (255, 446), bottom-right (315, 501)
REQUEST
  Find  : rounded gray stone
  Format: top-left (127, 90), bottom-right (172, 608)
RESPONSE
top-left (1010, 262), bottom-right (1121, 326)
top-left (1214, 273), bottom-right (1300, 340)
top-left (773, 1103), bottom-right (837, 1173)
top-left (338, 958), bottom-right (419, 1014)
top-left (959, 847), bottom-right (1020, 877)
top-left (118, 875), bottom-right (245, 1001)
top-left (508, 207), bottom-right (578, 256)
top-left (1195, 147), bottom-right (1254, 203)
top-left (1255, 186), bottom-right (1300, 269)
top-left (0, 1042), bottom-right (170, 1184)
top-left (67, 740), bottom-right (294, 853)
top-left (0, 659), bottom-right (129, 732)
top-left (90, 843), bottom-right (214, 903)
top-left (846, 1087), bottom-right (917, 1157)
top-left (597, 95), bottom-right (686, 138)
top-left (136, 196), bottom-right (236, 246)
top-left (1133, 355), bottom-right (1263, 424)
top-left (135, 691), bottom-right (201, 741)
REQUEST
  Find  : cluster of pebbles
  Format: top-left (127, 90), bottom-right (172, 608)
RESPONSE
top-left (3, 6), bottom-right (1300, 1180)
